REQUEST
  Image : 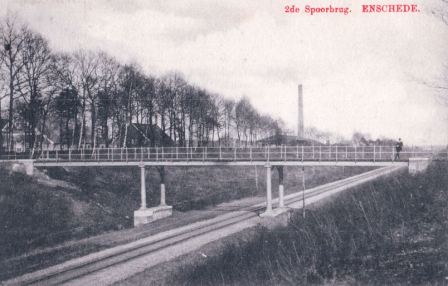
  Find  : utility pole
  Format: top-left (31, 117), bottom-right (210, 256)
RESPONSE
top-left (302, 166), bottom-right (306, 218)
top-left (298, 84), bottom-right (304, 139)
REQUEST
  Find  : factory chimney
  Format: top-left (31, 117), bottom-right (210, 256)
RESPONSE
top-left (298, 84), bottom-right (304, 139)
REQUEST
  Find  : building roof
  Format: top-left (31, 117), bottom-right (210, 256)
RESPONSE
top-left (257, 135), bottom-right (321, 146)
top-left (128, 123), bottom-right (174, 147)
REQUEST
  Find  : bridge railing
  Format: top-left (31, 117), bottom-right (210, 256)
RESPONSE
top-left (0, 145), bottom-right (443, 162)
top-left (4, 145), bottom-right (436, 162)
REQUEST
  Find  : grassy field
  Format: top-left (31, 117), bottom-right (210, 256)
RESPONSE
top-left (172, 162), bottom-right (448, 285)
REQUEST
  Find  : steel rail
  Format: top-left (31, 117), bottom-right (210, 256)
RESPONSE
top-left (7, 166), bottom-right (400, 286)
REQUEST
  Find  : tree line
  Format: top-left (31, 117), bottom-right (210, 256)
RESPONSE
top-left (0, 16), bottom-right (284, 151)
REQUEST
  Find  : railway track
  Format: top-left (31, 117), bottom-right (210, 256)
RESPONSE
top-left (4, 165), bottom-right (404, 286)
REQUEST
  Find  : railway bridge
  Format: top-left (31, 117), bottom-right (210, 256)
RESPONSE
top-left (1, 145), bottom-right (435, 226)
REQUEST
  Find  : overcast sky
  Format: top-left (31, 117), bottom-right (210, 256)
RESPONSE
top-left (2, 0), bottom-right (448, 145)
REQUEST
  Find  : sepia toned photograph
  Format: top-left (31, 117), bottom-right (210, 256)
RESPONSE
top-left (0, 0), bottom-right (447, 285)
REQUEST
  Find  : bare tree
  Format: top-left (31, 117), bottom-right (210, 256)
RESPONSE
top-left (71, 50), bottom-right (99, 148)
top-left (137, 75), bottom-right (157, 146)
top-left (156, 77), bottom-right (173, 144)
top-left (54, 87), bottom-right (79, 148)
top-left (0, 35), bottom-right (5, 151)
top-left (51, 53), bottom-right (81, 147)
top-left (0, 16), bottom-right (26, 151)
top-left (96, 52), bottom-right (120, 147)
top-left (418, 1), bottom-right (448, 110)
top-left (235, 97), bottom-right (255, 146)
top-left (159, 73), bottom-right (187, 144)
top-left (222, 99), bottom-right (235, 145)
top-left (17, 28), bottom-right (53, 150)
top-left (209, 93), bottom-right (225, 145)
top-left (0, 15), bottom-right (285, 152)
top-left (117, 64), bottom-right (142, 147)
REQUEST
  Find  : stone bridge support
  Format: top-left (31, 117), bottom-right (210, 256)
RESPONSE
top-left (277, 166), bottom-right (285, 208)
top-left (260, 163), bottom-right (274, 217)
top-left (11, 160), bottom-right (35, 176)
top-left (260, 165), bottom-right (288, 217)
top-left (158, 167), bottom-right (167, 206)
top-left (408, 157), bottom-right (431, 175)
top-left (260, 163), bottom-right (285, 217)
top-left (134, 164), bottom-right (173, 227)
top-left (140, 164), bottom-right (147, 209)
top-left (23, 160), bottom-right (34, 176)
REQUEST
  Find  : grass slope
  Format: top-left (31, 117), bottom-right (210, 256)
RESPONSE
top-left (173, 162), bottom-right (448, 285)
top-left (0, 164), bottom-right (371, 278)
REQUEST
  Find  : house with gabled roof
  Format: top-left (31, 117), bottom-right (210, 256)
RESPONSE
top-left (120, 123), bottom-right (175, 147)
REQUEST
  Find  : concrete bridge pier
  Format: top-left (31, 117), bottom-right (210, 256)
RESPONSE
top-left (134, 164), bottom-right (150, 226)
top-left (408, 157), bottom-right (431, 174)
top-left (134, 165), bottom-right (173, 227)
top-left (23, 160), bottom-right (35, 176)
top-left (157, 167), bottom-right (173, 217)
top-left (11, 160), bottom-right (35, 176)
top-left (260, 163), bottom-right (275, 217)
top-left (277, 166), bottom-right (285, 208)
top-left (140, 164), bottom-right (147, 209)
top-left (158, 167), bottom-right (167, 206)
top-left (160, 184), bottom-right (166, 206)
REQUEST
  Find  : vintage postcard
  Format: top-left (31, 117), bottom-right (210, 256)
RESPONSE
top-left (0, 0), bottom-right (447, 285)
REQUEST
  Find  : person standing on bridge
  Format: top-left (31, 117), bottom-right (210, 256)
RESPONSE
top-left (395, 138), bottom-right (403, 160)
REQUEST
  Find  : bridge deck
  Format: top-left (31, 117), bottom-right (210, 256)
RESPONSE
top-left (33, 160), bottom-right (409, 167)
top-left (0, 145), bottom-right (436, 167)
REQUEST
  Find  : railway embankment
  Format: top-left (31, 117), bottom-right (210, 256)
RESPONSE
top-left (3, 166), bottom-right (400, 285)
top-left (0, 164), bottom-right (371, 281)
top-left (171, 161), bottom-right (448, 286)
